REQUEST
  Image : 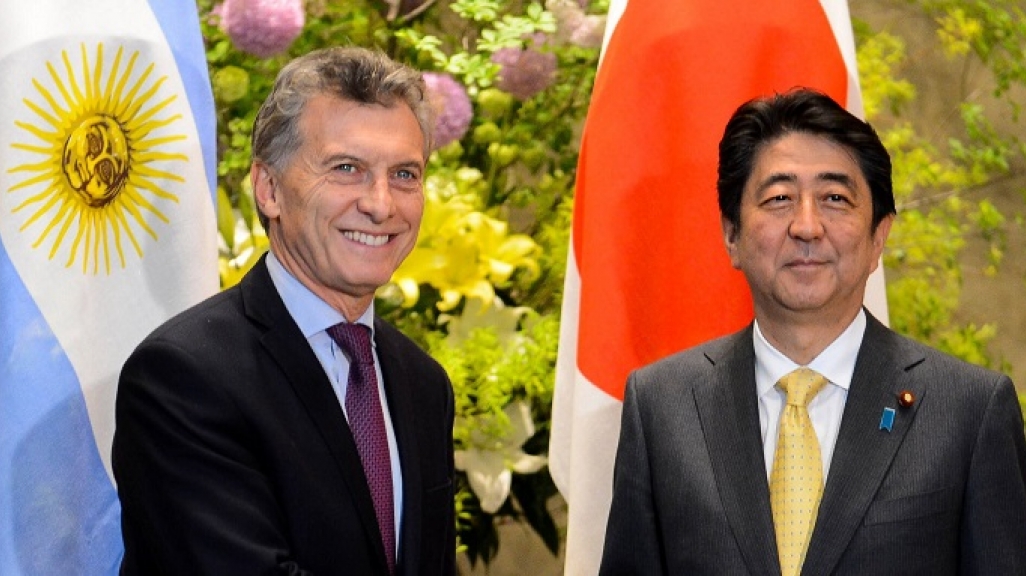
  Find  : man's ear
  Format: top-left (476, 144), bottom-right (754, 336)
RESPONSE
top-left (869, 213), bottom-right (895, 272)
top-left (252, 162), bottom-right (280, 220)
top-left (722, 215), bottom-right (741, 269)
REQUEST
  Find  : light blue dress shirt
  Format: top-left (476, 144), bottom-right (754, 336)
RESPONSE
top-left (266, 252), bottom-right (403, 558)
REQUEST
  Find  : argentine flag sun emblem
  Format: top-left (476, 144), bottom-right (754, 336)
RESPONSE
top-left (0, 1), bottom-right (218, 574)
top-left (8, 43), bottom-right (190, 274)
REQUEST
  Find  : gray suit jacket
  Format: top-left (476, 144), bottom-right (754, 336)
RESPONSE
top-left (600, 312), bottom-right (1026, 575)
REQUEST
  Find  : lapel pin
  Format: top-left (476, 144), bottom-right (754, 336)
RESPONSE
top-left (879, 407), bottom-right (896, 432)
top-left (897, 390), bottom-right (915, 408)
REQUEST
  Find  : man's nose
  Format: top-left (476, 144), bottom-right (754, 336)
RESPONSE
top-left (788, 197), bottom-right (825, 240)
top-left (358, 175), bottom-right (397, 222)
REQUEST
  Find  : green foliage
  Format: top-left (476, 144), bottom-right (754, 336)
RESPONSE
top-left (199, 0), bottom-right (601, 563)
top-left (201, 0), bottom-right (1025, 565)
top-left (856, 1), bottom-right (1026, 372)
top-left (851, 24), bottom-right (916, 118)
top-left (919, 0), bottom-right (1026, 105)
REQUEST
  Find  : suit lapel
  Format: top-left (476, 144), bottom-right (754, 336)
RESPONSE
top-left (375, 320), bottom-right (422, 576)
top-left (695, 328), bottom-right (781, 575)
top-left (803, 313), bottom-right (927, 575)
top-left (240, 259), bottom-right (390, 575)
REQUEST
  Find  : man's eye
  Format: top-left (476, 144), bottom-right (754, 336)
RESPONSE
top-left (395, 169), bottom-right (418, 180)
top-left (334, 163), bottom-right (357, 173)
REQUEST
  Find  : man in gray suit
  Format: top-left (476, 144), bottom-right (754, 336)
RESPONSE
top-left (599, 88), bottom-right (1026, 575)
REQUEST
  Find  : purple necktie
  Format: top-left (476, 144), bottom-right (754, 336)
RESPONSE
top-left (327, 323), bottom-right (395, 575)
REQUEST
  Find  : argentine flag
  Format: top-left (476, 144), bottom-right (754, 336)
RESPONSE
top-left (0, 0), bottom-right (218, 573)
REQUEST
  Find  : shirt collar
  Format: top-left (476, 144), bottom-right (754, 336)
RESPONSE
top-left (265, 251), bottom-right (376, 338)
top-left (753, 308), bottom-right (866, 395)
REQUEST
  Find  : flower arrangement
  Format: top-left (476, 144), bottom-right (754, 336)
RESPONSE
top-left (200, 0), bottom-right (606, 564)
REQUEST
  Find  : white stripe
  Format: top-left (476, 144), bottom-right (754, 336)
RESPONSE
top-left (0, 0), bottom-right (218, 480)
top-left (551, 244), bottom-right (625, 576)
top-left (821, 0), bottom-right (865, 119)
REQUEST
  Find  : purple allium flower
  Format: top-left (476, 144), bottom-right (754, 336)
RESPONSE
top-left (568, 14), bottom-right (605, 48)
top-left (548, 0), bottom-right (606, 49)
top-left (220, 0), bottom-right (305, 59)
top-left (491, 46), bottom-right (558, 101)
top-left (422, 72), bottom-right (473, 149)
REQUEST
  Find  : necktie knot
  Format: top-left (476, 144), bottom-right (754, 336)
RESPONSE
top-left (777, 367), bottom-right (828, 408)
top-left (328, 322), bottom-right (374, 366)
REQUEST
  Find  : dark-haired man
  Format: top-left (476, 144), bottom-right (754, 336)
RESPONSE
top-left (600, 88), bottom-right (1026, 575)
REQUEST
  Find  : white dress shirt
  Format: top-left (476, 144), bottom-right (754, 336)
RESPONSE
top-left (266, 252), bottom-right (403, 556)
top-left (755, 309), bottom-right (867, 481)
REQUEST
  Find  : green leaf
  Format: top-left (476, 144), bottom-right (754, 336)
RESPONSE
top-left (216, 186), bottom-right (236, 251)
top-left (510, 470), bottom-right (560, 556)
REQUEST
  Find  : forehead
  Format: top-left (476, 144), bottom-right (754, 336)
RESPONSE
top-left (748, 132), bottom-right (864, 188)
top-left (297, 94), bottom-right (425, 157)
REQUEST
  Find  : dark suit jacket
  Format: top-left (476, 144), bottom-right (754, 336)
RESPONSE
top-left (113, 258), bottom-right (456, 575)
top-left (600, 312), bottom-right (1026, 575)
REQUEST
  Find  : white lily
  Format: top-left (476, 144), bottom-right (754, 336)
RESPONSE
top-left (454, 400), bottom-right (547, 514)
top-left (439, 296), bottom-right (527, 346)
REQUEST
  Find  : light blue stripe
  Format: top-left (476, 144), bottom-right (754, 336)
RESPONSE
top-left (1, 4), bottom-right (215, 572)
top-left (149, 0), bottom-right (218, 202)
top-left (0, 238), bottom-right (122, 575)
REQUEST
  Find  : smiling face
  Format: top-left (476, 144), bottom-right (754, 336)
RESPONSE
top-left (722, 132), bottom-right (893, 327)
top-left (254, 93), bottom-right (426, 319)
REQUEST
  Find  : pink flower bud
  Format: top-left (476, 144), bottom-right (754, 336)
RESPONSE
top-left (423, 72), bottom-right (473, 149)
top-left (491, 47), bottom-right (558, 101)
top-left (220, 0), bottom-right (305, 59)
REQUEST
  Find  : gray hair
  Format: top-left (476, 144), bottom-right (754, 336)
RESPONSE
top-left (251, 48), bottom-right (433, 226)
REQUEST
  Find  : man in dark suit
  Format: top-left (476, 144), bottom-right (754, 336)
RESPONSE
top-left (113, 47), bottom-right (455, 575)
top-left (599, 89), bottom-right (1026, 575)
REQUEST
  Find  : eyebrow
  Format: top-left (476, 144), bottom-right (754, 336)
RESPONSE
top-left (756, 172), bottom-right (797, 192)
top-left (322, 152), bottom-right (361, 167)
top-left (322, 153), bottom-right (424, 171)
top-left (393, 159), bottom-right (425, 172)
top-left (817, 171), bottom-right (857, 189)
top-left (755, 171), bottom-right (857, 193)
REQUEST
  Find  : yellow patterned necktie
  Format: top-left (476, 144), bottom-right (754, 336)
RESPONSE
top-left (770, 367), bottom-right (829, 576)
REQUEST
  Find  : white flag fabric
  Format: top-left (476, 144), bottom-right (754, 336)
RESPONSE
top-left (549, 1), bottom-right (887, 574)
top-left (0, 1), bottom-right (217, 572)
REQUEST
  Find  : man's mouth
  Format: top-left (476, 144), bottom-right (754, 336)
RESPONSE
top-left (786, 258), bottom-right (826, 269)
top-left (343, 230), bottom-right (391, 247)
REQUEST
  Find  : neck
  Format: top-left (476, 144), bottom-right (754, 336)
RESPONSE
top-left (756, 306), bottom-right (862, 365)
top-left (269, 243), bottom-right (372, 324)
